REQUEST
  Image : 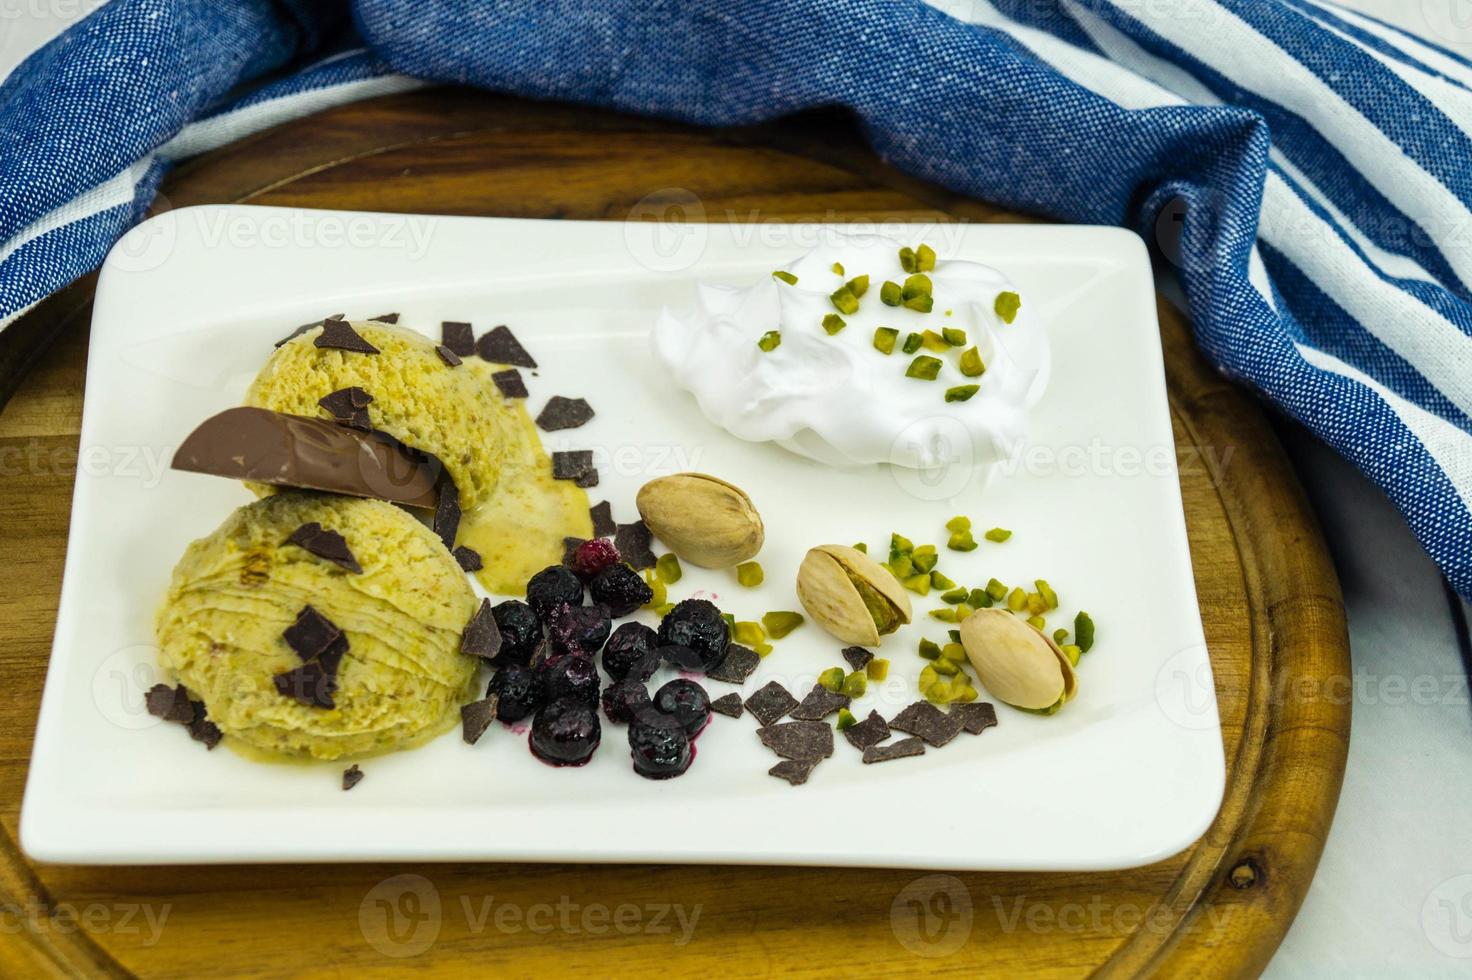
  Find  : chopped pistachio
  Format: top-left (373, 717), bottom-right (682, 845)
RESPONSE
top-left (846, 275), bottom-right (870, 298)
top-left (887, 555), bottom-right (914, 579)
top-left (757, 330), bottom-right (781, 352)
top-left (890, 532), bottom-right (914, 555)
top-left (941, 587), bottom-right (969, 604)
top-left (994, 290), bottom-right (1021, 323)
top-left (906, 355), bottom-right (943, 381)
top-left (968, 588), bottom-right (992, 609)
top-left (941, 642), bottom-right (966, 662)
top-left (985, 579), bottom-right (1008, 601)
top-left (763, 610), bottom-right (805, 639)
top-left (1026, 592), bottom-right (1048, 616)
top-left (818, 666), bottom-right (846, 693)
top-left (880, 280), bottom-right (903, 306)
top-left (830, 286), bottom-right (860, 315)
top-left (656, 553), bottom-right (683, 584)
top-left (984, 527), bottom-right (1012, 543)
top-left (899, 246), bottom-right (918, 273)
top-left (772, 270), bottom-right (798, 285)
top-left (947, 531), bottom-right (978, 551)
top-left (822, 313), bottom-right (847, 335)
top-left (842, 671), bottom-right (868, 698)
top-left (947, 628), bottom-right (962, 643)
top-left (902, 572), bottom-right (931, 596)
top-left (736, 561), bottom-right (764, 587)
top-left (1053, 627), bottom-right (1070, 645)
top-left (918, 638), bottom-right (942, 660)
top-left (1026, 614), bottom-right (1046, 631)
top-left (835, 707), bottom-right (858, 731)
top-left (655, 602), bottom-right (676, 617)
top-left (866, 657), bottom-right (889, 681)
top-left (901, 332), bottom-right (923, 354)
top-left (920, 329), bottom-right (950, 353)
top-left (644, 570), bottom-right (667, 608)
top-left (930, 571), bottom-right (955, 590)
top-left (910, 545), bottom-right (938, 573)
top-left (873, 326), bottom-right (899, 354)
top-left (931, 656), bottom-right (960, 676)
top-left (916, 243), bottom-right (937, 272)
top-left (901, 273), bottom-right (932, 300)
top-left (831, 261), bottom-right (845, 275)
top-left (853, 542), bottom-right (868, 553)
top-left (944, 385), bottom-right (980, 403)
top-left (722, 612), bottom-right (736, 628)
top-left (1075, 611), bottom-right (1096, 653)
top-left (1035, 579), bottom-right (1059, 609)
top-left (928, 608), bottom-right (957, 622)
top-left (953, 682), bottom-right (979, 703)
top-left (941, 327), bottom-right (967, 347)
top-left (1006, 587), bottom-right (1027, 612)
top-left (945, 515), bottom-right (971, 533)
top-left (959, 346), bottom-right (986, 377)
top-left (733, 620), bottom-right (766, 647)
top-left (903, 293), bottom-right (934, 314)
top-left (1061, 644), bottom-right (1082, 667)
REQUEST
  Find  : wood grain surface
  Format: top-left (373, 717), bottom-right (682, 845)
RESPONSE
top-left (0, 88), bottom-right (1350, 978)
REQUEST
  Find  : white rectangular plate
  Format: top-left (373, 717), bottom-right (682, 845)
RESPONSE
top-left (21, 206), bottom-right (1223, 868)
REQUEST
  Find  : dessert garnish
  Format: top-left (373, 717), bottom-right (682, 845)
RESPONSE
top-left (530, 698), bottom-right (600, 766)
top-left (538, 654), bottom-right (601, 708)
top-left (432, 476), bottom-right (461, 549)
top-left (460, 599), bottom-right (504, 661)
top-left (188, 711), bottom-right (223, 750)
top-left (486, 664), bottom-right (544, 722)
top-left (491, 368), bottom-right (528, 398)
top-left (862, 737), bottom-right (925, 764)
top-left (760, 611), bottom-right (804, 639)
top-left (796, 544), bottom-right (912, 646)
top-left (490, 600), bottom-right (541, 666)
top-left (842, 710), bottom-right (891, 751)
top-left (275, 606), bottom-right (350, 709)
top-left (628, 713), bottom-right (691, 779)
top-left (757, 720), bottom-right (834, 762)
top-left (588, 564), bottom-right (653, 617)
top-left (546, 602), bottom-right (613, 657)
top-left (441, 321), bottom-right (475, 356)
top-left (601, 679), bottom-right (652, 725)
top-left (477, 325), bottom-right (537, 368)
top-left (842, 646), bottom-right (873, 671)
top-left (371, 313), bottom-right (400, 324)
top-left (526, 565), bottom-right (584, 619)
top-left (744, 681), bottom-right (798, 728)
top-left (958, 608), bottom-right (1077, 712)
top-left (656, 599), bottom-right (730, 673)
top-left (736, 561), bottom-right (763, 587)
top-left (551, 450), bottom-right (595, 483)
top-left (435, 345), bottom-right (463, 367)
top-left (461, 694), bottom-right (499, 744)
top-left (706, 643), bottom-right (759, 684)
top-left (635, 473), bottom-right (763, 569)
top-left (536, 396), bottom-right (595, 432)
top-left (315, 318), bottom-right (380, 354)
top-left (145, 683), bottom-right (194, 724)
top-left (282, 605), bottom-right (344, 661)
top-left (613, 521), bottom-right (656, 569)
top-left (568, 537), bottom-right (620, 580)
top-left (317, 386), bottom-right (373, 430)
top-left (286, 522), bottom-right (362, 573)
top-left (768, 759), bottom-right (817, 786)
top-left (276, 313), bottom-right (343, 347)
top-left (452, 546), bottom-right (482, 571)
top-left (590, 501), bottom-right (616, 538)
top-left (790, 684), bottom-right (849, 721)
top-left (656, 553), bottom-right (682, 583)
top-left (889, 701), bottom-right (964, 748)
top-left (342, 764), bottom-right (365, 790)
top-left (601, 623), bottom-right (660, 681)
top-left (709, 692), bottom-right (744, 718)
top-left (653, 679), bottom-right (711, 737)
top-left (949, 701), bottom-right (999, 735)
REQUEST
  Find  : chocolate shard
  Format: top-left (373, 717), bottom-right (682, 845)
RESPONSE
top-left (287, 522), bottom-right (363, 574)
top-left (476, 325), bottom-right (537, 368)
top-left (842, 710), bottom-right (891, 751)
top-left (589, 501), bottom-right (616, 538)
top-left (435, 345), bottom-right (463, 367)
top-left (317, 385), bottom-right (374, 431)
top-left (552, 450), bottom-right (594, 482)
top-left (315, 318), bottom-right (380, 354)
top-left (186, 702), bottom-right (223, 749)
top-left (536, 396), bottom-right (595, 432)
top-left (709, 692), bottom-right (744, 718)
top-left (757, 721), bottom-right (834, 762)
top-left (274, 661), bottom-right (338, 709)
top-left (461, 694), bottom-right (500, 744)
top-left (889, 701), bottom-right (965, 748)
top-left (950, 701), bottom-right (999, 736)
top-left (441, 321), bottom-right (475, 357)
top-left (614, 521), bottom-right (655, 570)
top-left (706, 644), bottom-right (760, 685)
top-left (863, 736), bottom-right (925, 764)
top-left (574, 468), bottom-right (599, 488)
top-left (769, 759), bottom-right (818, 786)
top-left (562, 536), bottom-right (587, 566)
top-left (275, 313), bottom-right (343, 348)
top-left (342, 764), bottom-right (365, 790)
top-left (842, 646), bottom-right (873, 672)
top-left (370, 313), bottom-right (400, 324)
top-left (433, 476), bottom-right (461, 550)
top-left (145, 683), bottom-right (196, 724)
top-left (172, 407), bottom-right (442, 509)
top-left (744, 681), bottom-right (799, 728)
top-left (452, 546), bottom-right (482, 572)
top-left (460, 599), bottom-right (503, 660)
top-left (790, 684), bottom-right (850, 721)
top-left (283, 605), bottom-right (344, 661)
top-left (491, 369), bottom-right (528, 399)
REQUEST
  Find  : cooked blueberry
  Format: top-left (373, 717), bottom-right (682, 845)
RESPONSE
top-left (485, 663), bottom-right (544, 722)
top-left (530, 698), bottom-right (601, 766)
top-left (588, 563), bottom-right (654, 617)
top-left (603, 622), bottom-right (660, 681)
top-left (490, 600), bottom-right (541, 666)
top-left (537, 654), bottom-right (600, 708)
top-left (569, 538), bottom-right (622, 581)
top-left (627, 712), bottom-right (692, 779)
top-left (601, 678), bottom-right (652, 725)
top-left (525, 565), bottom-right (583, 618)
top-left (653, 678), bottom-right (711, 738)
top-left (656, 598), bottom-right (730, 673)
top-left (546, 601), bottom-right (612, 656)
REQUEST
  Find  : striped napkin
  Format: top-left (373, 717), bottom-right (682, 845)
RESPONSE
top-left (1, 0), bottom-right (1469, 598)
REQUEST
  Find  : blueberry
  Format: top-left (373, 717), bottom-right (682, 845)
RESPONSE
top-left (530, 698), bottom-right (601, 766)
top-left (653, 678), bottom-right (711, 738)
top-left (525, 565), bottom-right (583, 619)
top-left (588, 563), bottom-right (654, 617)
top-left (601, 678), bottom-right (652, 725)
top-left (485, 663), bottom-right (544, 722)
top-left (656, 598), bottom-right (730, 673)
top-left (627, 712), bottom-right (692, 780)
top-left (537, 654), bottom-right (600, 708)
top-left (603, 622), bottom-right (660, 681)
top-left (546, 602), bottom-right (612, 657)
top-left (490, 600), bottom-right (541, 666)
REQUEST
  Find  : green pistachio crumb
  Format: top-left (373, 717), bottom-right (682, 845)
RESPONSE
top-left (1035, 579), bottom-right (1058, 609)
top-left (846, 275), bottom-right (869, 298)
top-left (985, 578), bottom-right (1008, 601)
top-left (1053, 627), bottom-right (1070, 644)
top-left (901, 273), bottom-right (933, 300)
top-left (880, 280), bottom-right (903, 306)
top-left (930, 571), bottom-right (955, 590)
top-left (920, 329), bottom-right (950, 353)
top-left (1061, 644), bottom-right (1082, 667)
top-left (830, 286), bottom-right (860, 315)
top-left (968, 588), bottom-right (992, 609)
top-left (947, 531), bottom-right (977, 551)
top-left (762, 610), bottom-right (805, 639)
top-left (941, 587), bottom-right (969, 604)
top-left (866, 658), bottom-right (889, 681)
top-left (941, 642), bottom-right (966, 662)
top-left (887, 556), bottom-right (914, 579)
top-left (654, 602), bottom-right (676, 617)
top-left (733, 620), bottom-right (766, 647)
top-left (831, 262), bottom-right (845, 275)
top-left (1006, 587), bottom-right (1027, 612)
top-left (822, 313), bottom-right (847, 335)
top-left (916, 243), bottom-right (936, 272)
top-left (656, 553), bottom-right (683, 584)
top-left (959, 346), bottom-right (986, 377)
top-left (644, 571), bottom-right (667, 608)
top-left (910, 545), bottom-right (937, 573)
top-left (757, 330), bottom-right (781, 352)
top-left (941, 327), bottom-right (967, 346)
top-left (899, 246), bottom-right (918, 273)
top-left (906, 355), bottom-right (943, 380)
top-left (984, 527), bottom-right (1012, 543)
top-left (835, 707), bottom-right (858, 731)
top-left (903, 293), bottom-right (934, 314)
top-left (853, 542), bottom-right (868, 553)
top-left (931, 656), bottom-right (960, 676)
top-left (994, 290), bottom-right (1021, 323)
top-left (1026, 592), bottom-right (1048, 616)
top-left (842, 672), bottom-right (868, 698)
top-left (1026, 614), bottom-right (1046, 631)
top-left (818, 667), bottom-right (846, 693)
top-left (736, 561), bottom-right (764, 587)
top-left (901, 332), bottom-right (923, 354)
top-left (890, 532), bottom-right (914, 556)
top-left (947, 629), bottom-right (962, 643)
top-left (928, 608), bottom-right (957, 622)
top-left (918, 637), bottom-right (942, 660)
top-left (1075, 611), bottom-right (1096, 653)
top-left (945, 515), bottom-right (971, 533)
top-left (873, 326), bottom-right (899, 354)
top-left (902, 572), bottom-right (931, 596)
top-left (772, 270), bottom-right (798, 285)
top-left (944, 385), bottom-right (980, 403)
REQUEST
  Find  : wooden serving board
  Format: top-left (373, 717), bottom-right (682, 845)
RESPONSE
top-left (0, 89), bottom-right (1349, 978)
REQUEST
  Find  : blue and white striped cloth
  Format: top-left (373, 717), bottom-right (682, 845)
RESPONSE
top-left (3, 0), bottom-right (1470, 598)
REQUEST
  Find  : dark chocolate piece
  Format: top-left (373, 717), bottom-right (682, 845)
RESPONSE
top-left (552, 450), bottom-right (594, 482)
top-left (433, 476), bottom-right (461, 549)
top-left (950, 701), bottom-right (999, 736)
top-left (275, 313), bottom-right (343, 347)
top-left (842, 710), bottom-right (891, 751)
top-left (562, 536), bottom-right (587, 566)
top-left (287, 522), bottom-right (362, 574)
top-left (709, 692), bottom-right (744, 718)
top-left (171, 407), bottom-right (442, 509)
top-left (435, 345), bottom-right (463, 367)
top-left (370, 313), bottom-right (400, 324)
top-left (790, 684), bottom-right (850, 721)
top-left (476, 324), bottom-right (537, 368)
top-left (589, 501), bottom-right (616, 538)
top-left (757, 720), bottom-right (834, 761)
top-left (315, 318), bottom-right (380, 354)
top-left (862, 736), bottom-right (925, 764)
top-left (144, 683), bottom-right (195, 724)
top-left (769, 759), bottom-right (818, 786)
top-left (536, 396), bottom-right (595, 432)
top-left (460, 599), bottom-right (503, 660)
top-left (186, 702), bottom-right (222, 749)
top-left (842, 646), bottom-right (873, 672)
top-left (491, 369), bottom-right (528, 399)
top-left (613, 521), bottom-right (655, 570)
top-left (273, 662), bottom-right (337, 709)
top-left (706, 644), bottom-right (760, 684)
top-left (442, 321), bottom-right (475, 356)
top-left (452, 546), bottom-right (482, 572)
top-left (889, 701), bottom-right (965, 748)
top-left (461, 694), bottom-right (499, 744)
top-left (342, 764), bottom-right (364, 790)
top-left (283, 605), bottom-right (343, 661)
top-left (744, 681), bottom-right (798, 728)
top-left (574, 468), bottom-right (599, 488)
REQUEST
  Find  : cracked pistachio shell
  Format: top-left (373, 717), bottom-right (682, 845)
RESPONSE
top-left (958, 608), bottom-right (1077, 711)
top-left (636, 473), bottom-right (764, 568)
top-left (796, 544), bottom-right (913, 646)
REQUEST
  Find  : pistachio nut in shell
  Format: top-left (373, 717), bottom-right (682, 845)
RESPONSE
top-left (958, 608), bottom-right (1077, 711)
top-left (796, 544), bottom-right (912, 646)
top-left (635, 473), bottom-right (764, 568)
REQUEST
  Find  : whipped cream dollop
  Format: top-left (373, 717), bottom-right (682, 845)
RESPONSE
top-left (652, 232), bottom-right (1049, 469)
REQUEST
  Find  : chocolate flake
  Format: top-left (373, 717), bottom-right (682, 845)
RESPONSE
top-left (842, 710), bottom-right (891, 751)
top-left (889, 701), bottom-right (965, 748)
top-left (758, 720), bottom-right (834, 762)
top-left (186, 702), bottom-right (223, 749)
top-left (317, 386), bottom-right (374, 431)
top-left (452, 546), bottom-right (482, 572)
top-left (460, 599), bottom-right (503, 660)
top-left (287, 522), bottom-right (363, 574)
top-left (342, 764), bottom-right (364, 790)
top-left (436, 345), bottom-right (463, 367)
top-left (371, 313), bottom-right (400, 324)
top-left (769, 759), bottom-right (818, 786)
top-left (574, 468), bottom-right (599, 488)
top-left (536, 396), bottom-right (595, 432)
top-left (283, 605), bottom-right (344, 661)
top-left (461, 694), bottom-right (500, 744)
top-left (707, 644), bottom-right (760, 684)
top-left (590, 501), bottom-right (616, 538)
top-left (790, 684), bottom-right (850, 721)
top-left (145, 683), bottom-right (195, 724)
top-left (528, 637), bottom-right (552, 668)
top-left (476, 325), bottom-right (537, 368)
top-left (710, 692), bottom-right (744, 718)
top-left (744, 681), bottom-right (799, 728)
top-left (950, 701), bottom-right (999, 736)
top-left (862, 736), bottom-right (925, 764)
top-left (433, 476), bottom-right (461, 549)
top-left (842, 646), bottom-right (873, 672)
top-left (276, 313), bottom-right (343, 347)
top-left (273, 661), bottom-right (337, 709)
top-left (491, 369), bottom-right (528, 399)
top-left (562, 536), bottom-right (587, 566)
top-left (315, 318), bottom-right (380, 354)
top-left (613, 521), bottom-right (655, 570)
top-left (552, 450), bottom-right (594, 482)
top-left (442, 321), bottom-right (475, 357)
